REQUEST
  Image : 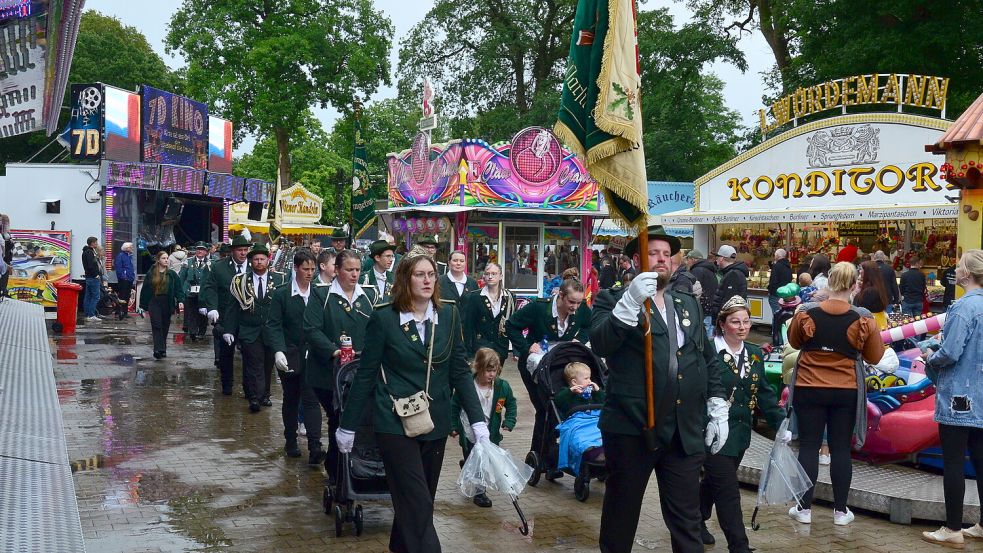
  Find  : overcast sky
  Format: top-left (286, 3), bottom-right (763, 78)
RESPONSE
top-left (83, 0), bottom-right (773, 156)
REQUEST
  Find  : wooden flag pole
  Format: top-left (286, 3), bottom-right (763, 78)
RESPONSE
top-left (639, 228), bottom-right (656, 431)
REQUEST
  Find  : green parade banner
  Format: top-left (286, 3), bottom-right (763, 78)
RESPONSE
top-left (351, 105), bottom-right (375, 239)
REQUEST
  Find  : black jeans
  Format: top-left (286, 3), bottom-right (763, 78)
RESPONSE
top-left (517, 353), bottom-right (548, 454)
top-left (115, 280), bottom-right (132, 318)
top-left (279, 370), bottom-right (321, 447)
top-left (376, 433), bottom-right (447, 553)
top-left (240, 340), bottom-right (273, 403)
top-left (939, 424), bottom-right (983, 530)
top-left (312, 386), bottom-right (339, 481)
top-left (793, 386), bottom-right (856, 511)
top-left (149, 295), bottom-right (171, 354)
top-left (600, 431), bottom-right (705, 553)
top-left (700, 453), bottom-right (750, 553)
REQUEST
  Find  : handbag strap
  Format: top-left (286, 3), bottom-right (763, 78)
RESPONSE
top-left (380, 315), bottom-right (436, 400)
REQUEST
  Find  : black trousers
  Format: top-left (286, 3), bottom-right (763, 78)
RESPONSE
top-left (376, 433), bottom-right (447, 553)
top-left (149, 295), bottom-right (171, 354)
top-left (279, 370), bottom-right (322, 447)
top-left (939, 424), bottom-right (983, 530)
top-left (240, 340), bottom-right (273, 402)
top-left (312, 386), bottom-right (339, 481)
top-left (793, 387), bottom-right (855, 511)
top-left (700, 452), bottom-right (750, 553)
top-left (600, 431), bottom-right (705, 553)
top-left (0, 270), bottom-right (9, 298)
top-left (517, 353), bottom-right (547, 453)
top-left (183, 295), bottom-right (206, 337)
top-left (115, 280), bottom-right (132, 319)
top-left (213, 325), bottom-right (236, 394)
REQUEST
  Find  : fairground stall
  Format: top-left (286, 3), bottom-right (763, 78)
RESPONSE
top-left (377, 127), bottom-right (601, 299)
top-left (664, 73), bottom-right (957, 323)
top-left (593, 181), bottom-right (695, 253)
top-left (227, 182), bottom-right (338, 245)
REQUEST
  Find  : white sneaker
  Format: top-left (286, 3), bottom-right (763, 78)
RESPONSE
top-left (819, 453), bottom-right (831, 466)
top-left (86, 316), bottom-right (101, 323)
top-left (788, 506), bottom-right (812, 524)
top-left (963, 523), bottom-right (983, 539)
top-left (922, 526), bottom-right (965, 548)
top-left (833, 508), bottom-right (855, 526)
top-left (298, 423), bottom-right (307, 437)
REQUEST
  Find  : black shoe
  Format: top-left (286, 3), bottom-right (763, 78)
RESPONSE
top-left (161, 351), bottom-right (167, 358)
top-left (153, 351), bottom-right (163, 360)
top-left (284, 441), bottom-right (302, 458)
top-left (260, 397), bottom-right (273, 407)
top-left (701, 522), bottom-right (715, 545)
top-left (249, 401), bottom-right (261, 413)
top-left (221, 388), bottom-right (232, 396)
top-left (459, 459), bottom-right (465, 469)
top-left (549, 470), bottom-right (564, 480)
top-left (308, 445), bottom-right (326, 465)
top-left (473, 493), bottom-right (492, 508)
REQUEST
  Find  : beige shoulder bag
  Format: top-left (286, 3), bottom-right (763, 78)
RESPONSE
top-left (381, 321), bottom-right (435, 438)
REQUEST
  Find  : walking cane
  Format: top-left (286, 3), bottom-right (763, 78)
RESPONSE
top-left (637, 228), bottom-right (658, 451)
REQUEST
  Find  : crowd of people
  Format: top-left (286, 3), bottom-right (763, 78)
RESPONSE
top-left (81, 224), bottom-right (983, 552)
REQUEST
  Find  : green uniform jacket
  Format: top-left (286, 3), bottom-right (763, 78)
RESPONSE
top-left (303, 284), bottom-right (379, 390)
top-left (138, 269), bottom-right (184, 312)
top-left (200, 257), bottom-right (244, 315)
top-left (438, 273), bottom-right (477, 307)
top-left (554, 388), bottom-right (607, 419)
top-left (589, 287), bottom-right (726, 456)
top-left (180, 258), bottom-right (210, 297)
top-left (265, 283), bottom-right (312, 374)
top-left (222, 270), bottom-right (287, 344)
top-left (461, 288), bottom-right (515, 362)
top-left (359, 268), bottom-right (394, 305)
top-left (339, 301), bottom-right (484, 440)
top-left (505, 297), bottom-right (592, 371)
top-left (713, 342), bottom-right (785, 457)
top-left (450, 377), bottom-right (517, 449)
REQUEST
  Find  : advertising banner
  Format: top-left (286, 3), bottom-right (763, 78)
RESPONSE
top-left (6, 230), bottom-right (71, 307)
top-left (387, 132), bottom-right (463, 207)
top-left (104, 85), bottom-right (141, 162)
top-left (0, 11), bottom-right (46, 137)
top-left (351, 108), bottom-right (374, 238)
top-left (141, 85), bottom-right (208, 169)
top-left (68, 84), bottom-right (104, 160)
top-left (278, 183), bottom-right (322, 224)
top-left (208, 115), bottom-right (233, 173)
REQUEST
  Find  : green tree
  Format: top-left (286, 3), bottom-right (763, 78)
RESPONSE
top-left (0, 10), bottom-right (183, 172)
top-left (638, 9), bottom-right (747, 181)
top-left (166, 0), bottom-right (394, 188)
top-left (397, 0), bottom-right (575, 141)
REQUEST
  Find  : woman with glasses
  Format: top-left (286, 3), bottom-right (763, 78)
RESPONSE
top-left (462, 262), bottom-right (515, 364)
top-left (335, 248), bottom-right (487, 553)
top-left (699, 296), bottom-right (785, 551)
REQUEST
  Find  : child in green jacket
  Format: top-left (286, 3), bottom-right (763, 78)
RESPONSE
top-left (451, 347), bottom-right (517, 508)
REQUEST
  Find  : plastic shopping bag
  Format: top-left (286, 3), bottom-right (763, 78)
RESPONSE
top-left (757, 418), bottom-right (813, 507)
top-left (458, 440), bottom-right (534, 500)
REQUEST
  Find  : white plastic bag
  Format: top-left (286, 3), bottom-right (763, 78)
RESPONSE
top-left (757, 418), bottom-right (813, 507)
top-left (458, 440), bottom-right (534, 500)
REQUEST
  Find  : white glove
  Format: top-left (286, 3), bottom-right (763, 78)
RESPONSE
top-left (207, 310), bottom-right (220, 324)
top-left (471, 421), bottom-right (491, 444)
top-left (777, 429), bottom-right (793, 443)
top-left (705, 397), bottom-right (730, 455)
top-left (274, 351), bottom-right (290, 372)
top-left (222, 333), bottom-right (235, 345)
top-left (336, 428), bottom-right (355, 454)
top-left (198, 308), bottom-right (207, 316)
top-left (612, 272), bottom-right (659, 326)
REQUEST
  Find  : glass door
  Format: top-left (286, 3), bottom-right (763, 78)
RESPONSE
top-left (503, 223), bottom-right (542, 295)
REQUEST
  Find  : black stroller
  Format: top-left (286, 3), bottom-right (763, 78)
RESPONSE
top-left (524, 341), bottom-right (608, 501)
top-left (322, 356), bottom-right (390, 537)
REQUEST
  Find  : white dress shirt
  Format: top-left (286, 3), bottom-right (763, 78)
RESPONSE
top-left (373, 268), bottom-right (388, 296)
top-left (551, 296), bottom-right (569, 336)
top-left (480, 287), bottom-right (503, 317)
top-left (253, 272), bottom-right (268, 299)
top-left (447, 271), bottom-right (468, 296)
top-left (656, 301), bottom-right (686, 349)
top-left (329, 279), bottom-right (366, 307)
top-left (714, 336), bottom-right (746, 377)
top-left (291, 277), bottom-right (310, 305)
top-left (399, 302), bottom-right (438, 343)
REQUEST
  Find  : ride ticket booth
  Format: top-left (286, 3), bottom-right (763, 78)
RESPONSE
top-left (377, 127), bottom-right (602, 299)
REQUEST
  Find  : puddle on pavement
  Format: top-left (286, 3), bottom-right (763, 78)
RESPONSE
top-left (82, 335), bottom-right (134, 345)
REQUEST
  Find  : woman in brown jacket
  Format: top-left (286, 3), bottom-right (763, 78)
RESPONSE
top-left (786, 261), bottom-right (884, 527)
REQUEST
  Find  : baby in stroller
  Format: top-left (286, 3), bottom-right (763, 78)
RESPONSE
top-left (555, 362), bottom-right (605, 468)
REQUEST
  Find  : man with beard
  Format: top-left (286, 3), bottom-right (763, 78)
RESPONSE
top-left (327, 228), bottom-right (347, 255)
top-left (201, 235), bottom-right (251, 395)
top-left (591, 225), bottom-right (728, 553)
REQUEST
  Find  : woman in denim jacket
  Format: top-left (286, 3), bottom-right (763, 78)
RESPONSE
top-left (922, 249), bottom-right (983, 548)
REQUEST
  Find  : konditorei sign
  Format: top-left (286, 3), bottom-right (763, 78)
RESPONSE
top-left (663, 113), bottom-right (954, 225)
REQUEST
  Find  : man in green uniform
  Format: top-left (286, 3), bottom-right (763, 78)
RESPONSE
top-left (590, 225), bottom-right (729, 553)
top-left (266, 249), bottom-right (325, 462)
top-left (418, 236), bottom-right (447, 275)
top-left (182, 242), bottom-right (210, 341)
top-left (222, 243), bottom-right (287, 412)
top-left (505, 279), bottom-right (591, 456)
top-left (359, 240), bottom-right (395, 305)
top-left (327, 228), bottom-right (347, 255)
top-left (201, 235), bottom-right (250, 395)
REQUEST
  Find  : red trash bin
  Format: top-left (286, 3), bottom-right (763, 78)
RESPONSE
top-left (53, 281), bottom-right (84, 334)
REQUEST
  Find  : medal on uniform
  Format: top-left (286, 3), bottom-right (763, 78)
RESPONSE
top-left (682, 319), bottom-right (691, 327)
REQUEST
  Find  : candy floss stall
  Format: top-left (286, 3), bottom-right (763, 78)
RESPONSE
top-left (378, 127), bottom-right (601, 299)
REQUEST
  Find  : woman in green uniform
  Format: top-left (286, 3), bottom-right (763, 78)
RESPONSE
top-left (139, 250), bottom-right (184, 359)
top-left (335, 250), bottom-right (487, 553)
top-left (305, 249), bottom-right (378, 481)
top-left (699, 295), bottom-right (785, 551)
top-left (462, 261), bottom-right (515, 363)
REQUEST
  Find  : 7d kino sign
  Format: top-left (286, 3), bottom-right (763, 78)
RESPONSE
top-left (695, 114), bottom-right (952, 215)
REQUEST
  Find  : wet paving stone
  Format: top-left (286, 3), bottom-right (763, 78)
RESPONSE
top-left (52, 316), bottom-right (954, 551)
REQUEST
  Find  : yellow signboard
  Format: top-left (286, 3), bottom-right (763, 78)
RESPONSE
top-left (228, 182), bottom-right (323, 225)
